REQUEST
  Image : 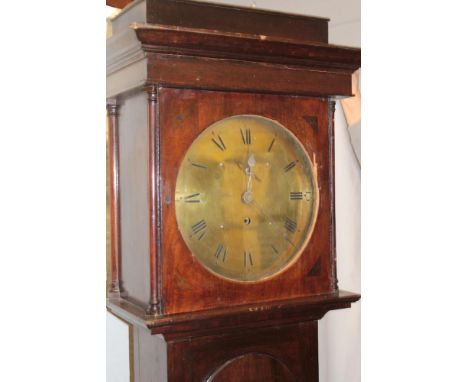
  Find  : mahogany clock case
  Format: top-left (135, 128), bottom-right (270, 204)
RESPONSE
top-left (107, 0), bottom-right (360, 322)
top-left (107, 2), bottom-right (361, 380)
top-left (111, 86), bottom-right (338, 316)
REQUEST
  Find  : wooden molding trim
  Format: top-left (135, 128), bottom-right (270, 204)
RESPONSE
top-left (106, 28), bottom-right (145, 76)
top-left (107, 0), bottom-right (132, 9)
top-left (107, 290), bottom-right (360, 339)
top-left (133, 24), bottom-right (360, 72)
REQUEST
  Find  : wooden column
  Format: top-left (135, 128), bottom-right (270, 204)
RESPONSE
top-left (107, 98), bottom-right (122, 297)
top-left (328, 99), bottom-right (338, 291)
top-left (146, 85), bottom-right (161, 315)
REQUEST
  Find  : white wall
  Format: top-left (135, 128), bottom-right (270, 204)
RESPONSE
top-left (319, 101), bottom-right (361, 382)
top-left (107, 312), bottom-right (131, 382)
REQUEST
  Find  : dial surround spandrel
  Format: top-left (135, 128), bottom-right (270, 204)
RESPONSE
top-left (175, 115), bottom-right (319, 282)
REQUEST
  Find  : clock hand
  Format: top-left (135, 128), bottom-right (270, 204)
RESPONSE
top-left (251, 199), bottom-right (272, 223)
top-left (234, 161), bottom-right (262, 182)
top-left (242, 154), bottom-right (256, 204)
top-left (247, 154), bottom-right (255, 192)
top-left (251, 199), bottom-right (297, 248)
top-left (247, 153), bottom-right (264, 182)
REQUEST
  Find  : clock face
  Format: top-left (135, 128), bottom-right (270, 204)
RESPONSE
top-left (175, 115), bottom-right (319, 282)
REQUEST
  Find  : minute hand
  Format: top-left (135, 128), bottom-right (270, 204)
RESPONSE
top-left (251, 199), bottom-right (297, 248)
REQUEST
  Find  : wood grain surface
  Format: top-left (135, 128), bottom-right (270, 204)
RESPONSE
top-left (122, 315), bottom-right (324, 382)
top-left (107, 100), bottom-right (122, 297)
top-left (157, 88), bottom-right (336, 314)
top-left (106, 4), bottom-right (361, 380)
top-left (146, 0), bottom-right (329, 44)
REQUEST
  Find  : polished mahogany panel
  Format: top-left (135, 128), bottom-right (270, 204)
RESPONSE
top-left (163, 321), bottom-right (319, 381)
top-left (158, 88), bottom-right (336, 314)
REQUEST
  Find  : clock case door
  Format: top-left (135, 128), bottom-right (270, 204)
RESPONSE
top-left (158, 87), bottom-right (336, 315)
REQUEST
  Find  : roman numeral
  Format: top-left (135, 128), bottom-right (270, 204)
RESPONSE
top-left (284, 217), bottom-right (297, 233)
top-left (267, 137), bottom-right (276, 152)
top-left (188, 159), bottom-right (207, 169)
top-left (214, 243), bottom-right (227, 262)
top-left (290, 192), bottom-right (303, 200)
top-left (192, 220), bottom-right (206, 234)
top-left (240, 128), bottom-right (252, 145)
top-left (271, 245), bottom-right (279, 255)
top-left (244, 251), bottom-right (253, 267)
top-left (284, 160), bottom-right (298, 172)
top-left (184, 193), bottom-right (200, 203)
top-left (191, 220), bottom-right (207, 240)
top-left (211, 134), bottom-right (226, 151)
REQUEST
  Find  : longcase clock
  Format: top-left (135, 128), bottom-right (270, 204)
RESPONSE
top-left (106, 0), bottom-right (361, 381)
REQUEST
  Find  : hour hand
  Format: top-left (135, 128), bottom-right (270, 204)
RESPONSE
top-left (234, 160), bottom-right (262, 182)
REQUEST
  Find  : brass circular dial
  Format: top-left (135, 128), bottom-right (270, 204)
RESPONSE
top-left (175, 115), bottom-right (319, 282)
